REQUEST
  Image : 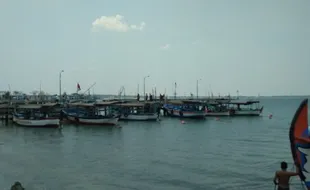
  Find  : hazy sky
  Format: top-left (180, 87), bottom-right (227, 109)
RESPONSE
top-left (0, 0), bottom-right (309, 96)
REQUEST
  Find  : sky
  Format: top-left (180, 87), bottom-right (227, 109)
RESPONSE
top-left (0, 0), bottom-right (309, 96)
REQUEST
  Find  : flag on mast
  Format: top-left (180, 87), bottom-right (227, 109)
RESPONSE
top-left (77, 83), bottom-right (81, 92)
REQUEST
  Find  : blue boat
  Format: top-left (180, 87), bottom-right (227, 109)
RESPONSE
top-left (163, 100), bottom-right (205, 119)
top-left (62, 101), bottom-right (120, 126)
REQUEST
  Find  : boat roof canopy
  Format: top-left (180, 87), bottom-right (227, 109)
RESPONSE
top-left (117, 101), bottom-right (159, 107)
top-left (182, 100), bottom-right (202, 104)
top-left (118, 102), bottom-right (145, 107)
top-left (69, 101), bottom-right (120, 107)
top-left (229, 100), bottom-right (260, 105)
top-left (0, 104), bottom-right (14, 109)
top-left (42, 103), bottom-right (59, 107)
top-left (168, 100), bottom-right (202, 105)
top-left (69, 103), bottom-right (94, 107)
top-left (207, 102), bottom-right (221, 105)
top-left (18, 104), bottom-right (43, 109)
top-left (166, 100), bottom-right (182, 105)
top-left (95, 101), bottom-right (121, 106)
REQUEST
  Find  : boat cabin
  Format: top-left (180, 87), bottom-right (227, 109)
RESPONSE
top-left (205, 102), bottom-right (229, 112)
top-left (68, 101), bottom-right (120, 117)
top-left (15, 103), bottom-right (60, 119)
top-left (117, 102), bottom-right (160, 115)
top-left (95, 101), bottom-right (120, 116)
top-left (165, 100), bottom-right (205, 111)
top-left (228, 100), bottom-right (262, 111)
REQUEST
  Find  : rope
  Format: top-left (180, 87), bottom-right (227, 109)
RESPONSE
top-left (289, 164), bottom-right (295, 183)
top-left (289, 163), bottom-right (307, 190)
top-left (301, 180), bottom-right (306, 190)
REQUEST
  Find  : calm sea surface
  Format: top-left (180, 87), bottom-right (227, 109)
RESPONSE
top-left (0, 97), bottom-right (309, 190)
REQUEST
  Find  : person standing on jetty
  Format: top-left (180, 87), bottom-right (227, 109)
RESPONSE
top-left (149, 93), bottom-right (153, 101)
top-left (145, 93), bottom-right (148, 101)
top-left (273, 161), bottom-right (299, 190)
top-left (137, 93), bottom-right (140, 101)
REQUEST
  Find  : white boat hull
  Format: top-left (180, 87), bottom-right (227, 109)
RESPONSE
top-left (13, 115), bottom-right (60, 127)
top-left (67, 116), bottom-right (118, 125)
top-left (205, 111), bottom-right (231, 116)
top-left (120, 113), bottom-right (158, 121)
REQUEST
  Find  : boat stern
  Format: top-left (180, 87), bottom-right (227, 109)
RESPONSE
top-left (260, 106), bottom-right (264, 114)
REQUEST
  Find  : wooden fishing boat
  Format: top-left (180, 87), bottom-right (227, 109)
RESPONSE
top-left (13, 104), bottom-right (60, 128)
top-left (163, 100), bottom-right (205, 119)
top-left (62, 101), bottom-right (119, 126)
top-left (205, 102), bottom-right (232, 116)
top-left (117, 102), bottom-right (160, 121)
top-left (228, 100), bottom-right (263, 116)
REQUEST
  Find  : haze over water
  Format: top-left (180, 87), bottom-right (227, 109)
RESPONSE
top-left (1, 0), bottom-right (309, 96)
top-left (0, 97), bottom-right (308, 190)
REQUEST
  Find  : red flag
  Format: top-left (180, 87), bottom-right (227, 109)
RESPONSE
top-left (77, 83), bottom-right (81, 91)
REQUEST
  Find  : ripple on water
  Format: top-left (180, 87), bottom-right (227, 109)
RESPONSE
top-left (0, 98), bottom-right (306, 190)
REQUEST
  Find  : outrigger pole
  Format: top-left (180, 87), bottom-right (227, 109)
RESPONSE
top-left (82, 82), bottom-right (96, 95)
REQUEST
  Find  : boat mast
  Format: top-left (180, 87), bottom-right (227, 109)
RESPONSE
top-left (83, 82), bottom-right (96, 100)
top-left (209, 84), bottom-right (213, 99)
top-left (196, 80), bottom-right (198, 99)
top-left (118, 86), bottom-right (125, 100)
top-left (196, 79), bottom-right (201, 100)
top-left (174, 82), bottom-right (177, 100)
top-left (39, 80), bottom-right (42, 103)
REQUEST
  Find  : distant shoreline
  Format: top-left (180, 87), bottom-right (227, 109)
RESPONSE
top-left (1, 92), bottom-right (309, 100)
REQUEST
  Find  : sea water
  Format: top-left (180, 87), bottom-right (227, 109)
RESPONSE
top-left (0, 97), bottom-right (308, 190)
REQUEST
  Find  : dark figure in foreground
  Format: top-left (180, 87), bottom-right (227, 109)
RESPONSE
top-left (273, 161), bottom-right (299, 190)
top-left (10, 182), bottom-right (25, 190)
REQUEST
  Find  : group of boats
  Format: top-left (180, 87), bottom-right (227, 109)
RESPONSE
top-left (164, 99), bottom-right (263, 118)
top-left (9, 98), bottom-right (264, 128)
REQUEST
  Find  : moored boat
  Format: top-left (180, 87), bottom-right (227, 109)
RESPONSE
top-left (62, 101), bottom-right (119, 126)
top-left (117, 101), bottom-right (160, 121)
top-left (205, 102), bottom-right (232, 116)
top-left (228, 100), bottom-right (263, 116)
top-left (13, 104), bottom-right (60, 128)
top-left (163, 100), bottom-right (205, 119)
